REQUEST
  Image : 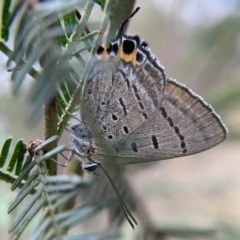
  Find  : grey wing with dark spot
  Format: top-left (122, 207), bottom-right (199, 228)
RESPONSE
top-left (92, 78), bottom-right (227, 164)
top-left (83, 57), bottom-right (166, 138)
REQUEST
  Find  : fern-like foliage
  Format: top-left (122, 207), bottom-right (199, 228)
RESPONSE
top-left (0, 137), bottom-right (28, 186)
top-left (0, 0), bottom-right (135, 239)
top-left (1, 1), bottom-right (233, 239)
top-left (4, 137), bottom-right (119, 239)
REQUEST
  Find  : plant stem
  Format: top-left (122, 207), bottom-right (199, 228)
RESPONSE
top-left (44, 97), bottom-right (58, 175)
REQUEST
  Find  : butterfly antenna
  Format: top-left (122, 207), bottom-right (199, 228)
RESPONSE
top-left (98, 164), bottom-right (138, 229)
top-left (117, 6), bottom-right (140, 37)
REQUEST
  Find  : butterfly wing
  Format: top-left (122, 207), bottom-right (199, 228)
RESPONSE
top-left (82, 48), bottom-right (227, 165)
top-left (94, 77), bottom-right (227, 164)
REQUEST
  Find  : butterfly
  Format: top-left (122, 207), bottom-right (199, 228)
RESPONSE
top-left (69, 7), bottom-right (227, 228)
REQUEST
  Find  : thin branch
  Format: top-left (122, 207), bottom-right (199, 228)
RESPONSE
top-left (44, 97), bottom-right (58, 175)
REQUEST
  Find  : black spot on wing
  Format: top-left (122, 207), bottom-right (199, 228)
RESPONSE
top-left (112, 114), bottom-right (118, 121)
top-left (141, 41), bottom-right (148, 48)
top-left (122, 40), bottom-right (135, 54)
top-left (106, 43), bottom-right (112, 54)
top-left (151, 135), bottom-right (159, 149)
top-left (117, 69), bottom-right (129, 89)
top-left (112, 43), bottom-right (119, 54)
top-left (123, 126), bottom-right (129, 134)
top-left (119, 98), bottom-right (127, 116)
top-left (132, 85), bottom-right (141, 101)
top-left (108, 135), bottom-right (113, 140)
top-left (178, 134), bottom-right (184, 141)
top-left (160, 107), bottom-right (167, 118)
top-left (181, 142), bottom-right (186, 148)
top-left (131, 142), bottom-right (138, 152)
top-left (97, 46), bottom-right (104, 55)
top-left (159, 107), bottom-right (187, 154)
top-left (125, 78), bottom-right (130, 89)
top-left (167, 117), bottom-right (174, 127)
top-left (136, 52), bottom-right (143, 62)
top-left (174, 126), bottom-right (179, 134)
top-left (138, 102), bottom-right (144, 110)
top-left (142, 112), bottom-right (148, 119)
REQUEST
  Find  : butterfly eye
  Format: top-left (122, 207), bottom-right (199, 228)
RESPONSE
top-left (83, 163), bottom-right (98, 173)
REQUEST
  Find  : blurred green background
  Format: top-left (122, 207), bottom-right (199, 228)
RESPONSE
top-left (0, 0), bottom-right (240, 239)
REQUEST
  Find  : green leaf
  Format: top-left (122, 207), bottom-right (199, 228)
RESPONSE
top-left (62, 231), bottom-right (121, 240)
top-left (58, 201), bottom-right (110, 229)
top-left (40, 201), bottom-right (110, 240)
top-left (0, 137), bottom-right (12, 168)
top-left (15, 144), bottom-right (27, 177)
top-left (19, 169), bottom-right (38, 192)
top-left (63, 9), bottom-right (78, 39)
top-left (101, 0), bottom-right (135, 45)
top-left (1, 0), bottom-right (11, 41)
top-left (58, 69), bottom-right (77, 100)
top-left (9, 159), bottom-right (116, 239)
top-left (56, 19), bottom-right (69, 47)
top-left (11, 161), bottom-right (36, 191)
top-left (8, 189), bottom-right (43, 232)
top-left (56, 91), bottom-right (67, 117)
top-left (8, 177), bottom-right (40, 213)
top-left (12, 42), bottom-right (51, 95)
top-left (93, 0), bottom-right (106, 9)
top-left (7, 139), bottom-right (27, 174)
top-left (13, 197), bottom-right (45, 240)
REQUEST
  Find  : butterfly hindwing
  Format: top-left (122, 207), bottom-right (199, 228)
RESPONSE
top-left (91, 78), bottom-right (227, 164)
